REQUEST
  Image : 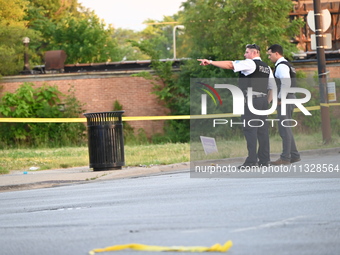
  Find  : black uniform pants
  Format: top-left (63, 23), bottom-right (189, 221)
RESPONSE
top-left (277, 95), bottom-right (300, 161)
top-left (241, 96), bottom-right (270, 164)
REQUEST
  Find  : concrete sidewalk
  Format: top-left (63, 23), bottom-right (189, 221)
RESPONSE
top-left (0, 162), bottom-right (191, 192)
top-left (0, 147), bottom-right (339, 192)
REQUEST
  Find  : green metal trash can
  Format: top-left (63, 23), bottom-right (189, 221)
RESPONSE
top-left (84, 111), bottom-right (125, 171)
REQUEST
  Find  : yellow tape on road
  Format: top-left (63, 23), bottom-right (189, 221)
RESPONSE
top-left (0, 104), bottom-right (337, 123)
top-left (88, 240), bottom-right (233, 254)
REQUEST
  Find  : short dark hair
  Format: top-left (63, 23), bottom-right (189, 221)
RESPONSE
top-left (246, 44), bottom-right (260, 51)
top-left (267, 44), bottom-right (283, 55)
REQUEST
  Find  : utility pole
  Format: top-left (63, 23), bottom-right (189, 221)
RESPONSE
top-left (173, 25), bottom-right (185, 60)
top-left (22, 37), bottom-right (31, 74)
top-left (313, 0), bottom-right (332, 144)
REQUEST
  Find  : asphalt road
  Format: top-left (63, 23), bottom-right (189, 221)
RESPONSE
top-left (1, 163), bottom-right (340, 255)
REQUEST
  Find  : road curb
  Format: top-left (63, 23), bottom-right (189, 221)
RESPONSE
top-left (1, 147), bottom-right (339, 192)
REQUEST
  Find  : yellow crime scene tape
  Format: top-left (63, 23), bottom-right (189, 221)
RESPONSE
top-left (320, 102), bottom-right (340, 107)
top-left (0, 104), bottom-right (338, 123)
top-left (88, 240), bottom-right (233, 254)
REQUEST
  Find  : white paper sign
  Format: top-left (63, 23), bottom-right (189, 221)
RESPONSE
top-left (327, 82), bottom-right (337, 102)
top-left (200, 136), bottom-right (218, 155)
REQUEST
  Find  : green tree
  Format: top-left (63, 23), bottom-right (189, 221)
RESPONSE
top-left (0, 0), bottom-right (27, 25)
top-left (25, 1), bottom-right (122, 64)
top-left (129, 0), bottom-right (303, 142)
top-left (113, 14), bottom-right (183, 61)
top-left (129, 39), bottom-right (191, 142)
top-left (181, 0), bottom-right (302, 62)
top-left (0, 0), bottom-right (41, 75)
top-left (46, 11), bottom-right (122, 63)
top-left (174, 0), bottom-right (304, 141)
top-left (112, 28), bottom-right (149, 61)
top-left (140, 15), bottom-right (179, 59)
top-left (25, 0), bottom-right (80, 53)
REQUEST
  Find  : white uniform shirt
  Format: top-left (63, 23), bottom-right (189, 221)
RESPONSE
top-left (232, 57), bottom-right (276, 91)
top-left (274, 57), bottom-right (291, 99)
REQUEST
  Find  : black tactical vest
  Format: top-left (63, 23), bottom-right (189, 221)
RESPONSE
top-left (238, 59), bottom-right (270, 94)
top-left (274, 61), bottom-right (297, 93)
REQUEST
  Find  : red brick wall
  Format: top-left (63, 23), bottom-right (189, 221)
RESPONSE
top-left (1, 62), bottom-right (339, 137)
top-left (0, 72), bottom-right (169, 137)
top-left (294, 62), bottom-right (340, 79)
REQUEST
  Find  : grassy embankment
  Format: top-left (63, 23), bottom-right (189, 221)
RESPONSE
top-left (0, 133), bottom-right (339, 174)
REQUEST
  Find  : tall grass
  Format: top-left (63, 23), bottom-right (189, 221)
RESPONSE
top-left (0, 144), bottom-right (190, 174)
top-left (0, 133), bottom-right (339, 174)
top-left (191, 133), bottom-right (340, 161)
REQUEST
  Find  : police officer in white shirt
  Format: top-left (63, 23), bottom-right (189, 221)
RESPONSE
top-left (198, 44), bottom-right (276, 169)
top-left (267, 44), bottom-right (301, 165)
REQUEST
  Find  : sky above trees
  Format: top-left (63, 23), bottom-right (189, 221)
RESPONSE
top-left (78, 0), bottom-right (184, 31)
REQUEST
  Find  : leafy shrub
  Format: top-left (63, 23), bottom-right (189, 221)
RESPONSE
top-left (0, 82), bottom-right (86, 148)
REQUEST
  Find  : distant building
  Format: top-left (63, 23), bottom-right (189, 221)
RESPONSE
top-left (291, 0), bottom-right (340, 60)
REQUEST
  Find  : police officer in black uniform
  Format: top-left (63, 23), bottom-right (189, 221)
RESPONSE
top-left (267, 44), bottom-right (301, 165)
top-left (198, 44), bottom-right (276, 168)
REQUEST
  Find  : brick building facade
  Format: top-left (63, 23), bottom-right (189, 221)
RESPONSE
top-left (1, 62), bottom-right (339, 137)
top-left (0, 70), bottom-right (169, 137)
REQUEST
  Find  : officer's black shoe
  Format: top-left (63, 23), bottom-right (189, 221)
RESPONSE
top-left (237, 162), bottom-right (258, 169)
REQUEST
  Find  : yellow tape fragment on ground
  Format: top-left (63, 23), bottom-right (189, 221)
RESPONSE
top-left (88, 240), bottom-right (233, 254)
top-left (0, 104), bottom-right (337, 123)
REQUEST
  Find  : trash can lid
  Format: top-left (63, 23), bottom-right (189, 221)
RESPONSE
top-left (84, 111), bottom-right (125, 125)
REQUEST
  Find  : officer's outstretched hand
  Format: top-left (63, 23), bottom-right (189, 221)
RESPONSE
top-left (197, 59), bottom-right (210, 66)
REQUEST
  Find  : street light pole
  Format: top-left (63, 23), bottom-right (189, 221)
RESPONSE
top-left (313, 0), bottom-right (332, 144)
top-left (22, 37), bottom-right (30, 73)
top-left (173, 25), bottom-right (185, 60)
